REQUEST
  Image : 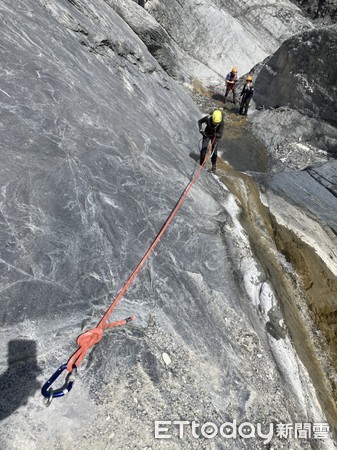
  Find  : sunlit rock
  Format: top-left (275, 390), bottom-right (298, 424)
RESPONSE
top-left (254, 25), bottom-right (337, 126)
top-left (141, 0), bottom-right (313, 82)
top-left (250, 25), bottom-right (337, 170)
top-left (291, 0), bottom-right (337, 24)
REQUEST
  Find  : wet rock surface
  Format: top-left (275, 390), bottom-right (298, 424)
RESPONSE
top-left (191, 67), bottom-right (337, 443)
top-left (239, 24), bottom-right (337, 437)
top-left (259, 162), bottom-right (337, 432)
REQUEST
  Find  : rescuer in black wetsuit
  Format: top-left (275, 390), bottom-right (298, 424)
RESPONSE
top-left (239, 75), bottom-right (254, 116)
top-left (198, 109), bottom-right (224, 173)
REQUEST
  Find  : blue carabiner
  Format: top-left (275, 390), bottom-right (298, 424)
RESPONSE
top-left (41, 364), bottom-right (75, 404)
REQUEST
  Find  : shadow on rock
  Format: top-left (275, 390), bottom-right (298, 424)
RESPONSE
top-left (0, 340), bottom-right (42, 420)
top-left (211, 93), bottom-right (226, 103)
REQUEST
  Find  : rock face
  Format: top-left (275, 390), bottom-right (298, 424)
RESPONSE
top-left (250, 25), bottom-right (337, 171)
top-left (250, 107), bottom-right (337, 170)
top-left (107, 0), bottom-right (221, 83)
top-left (134, 0), bottom-right (313, 83)
top-left (291, 0), bottom-right (337, 23)
top-left (0, 0), bottom-right (336, 449)
top-left (259, 161), bottom-right (337, 435)
top-left (254, 25), bottom-right (337, 127)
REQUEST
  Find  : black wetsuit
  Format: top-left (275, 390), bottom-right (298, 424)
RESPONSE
top-left (239, 82), bottom-right (254, 116)
top-left (198, 114), bottom-right (224, 168)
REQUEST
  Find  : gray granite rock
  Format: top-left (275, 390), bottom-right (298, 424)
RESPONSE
top-left (250, 107), bottom-right (337, 171)
top-left (248, 25), bottom-right (337, 172)
top-left (106, 0), bottom-right (220, 83)
top-left (290, 0), bottom-right (337, 23)
top-left (254, 25), bottom-right (337, 127)
top-left (265, 161), bottom-right (337, 235)
top-left (142, 0), bottom-right (313, 83)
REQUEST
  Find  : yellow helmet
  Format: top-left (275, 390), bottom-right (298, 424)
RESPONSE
top-left (247, 75), bottom-right (253, 81)
top-left (232, 66), bottom-right (238, 73)
top-left (212, 109), bottom-right (222, 124)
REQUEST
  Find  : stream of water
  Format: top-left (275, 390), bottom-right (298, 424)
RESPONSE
top-left (192, 87), bottom-right (337, 439)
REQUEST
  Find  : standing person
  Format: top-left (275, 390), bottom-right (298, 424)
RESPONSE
top-left (224, 66), bottom-right (238, 105)
top-left (239, 75), bottom-right (254, 116)
top-left (198, 109), bottom-right (224, 173)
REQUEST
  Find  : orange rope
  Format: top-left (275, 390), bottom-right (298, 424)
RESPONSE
top-left (66, 138), bottom-right (215, 372)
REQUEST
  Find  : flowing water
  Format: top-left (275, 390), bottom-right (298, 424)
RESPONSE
top-left (192, 85), bottom-right (337, 438)
top-left (220, 108), bottom-right (269, 173)
top-left (215, 159), bottom-right (337, 437)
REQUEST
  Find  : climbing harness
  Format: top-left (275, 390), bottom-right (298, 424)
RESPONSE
top-left (41, 137), bottom-right (215, 402)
